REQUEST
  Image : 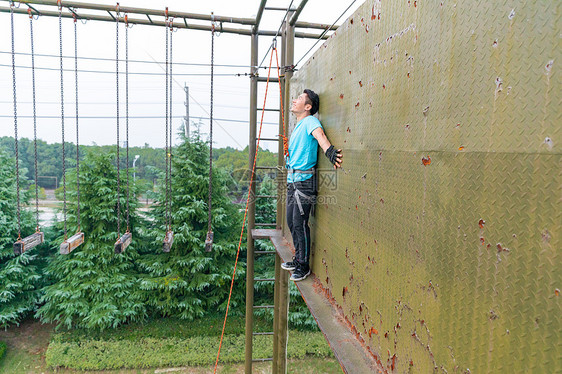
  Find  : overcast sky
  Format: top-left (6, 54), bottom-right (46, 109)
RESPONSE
top-left (0, 0), bottom-right (361, 151)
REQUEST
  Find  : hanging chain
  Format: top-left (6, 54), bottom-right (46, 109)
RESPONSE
top-left (29, 10), bottom-right (40, 232)
top-left (164, 13), bottom-right (170, 231)
top-left (74, 15), bottom-right (81, 232)
top-left (11, 2), bottom-right (21, 240)
top-left (207, 23), bottom-right (215, 233)
top-left (125, 15), bottom-right (130, 232)
top-left (116, 4), bottom-right (121, 238)
top-left (59, 2), bottom-right (67, 239)
top-left (168, 20), bottom-right (173, 231)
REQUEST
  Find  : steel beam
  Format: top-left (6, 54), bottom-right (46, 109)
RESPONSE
top-left (2, 0), bottom-right (255, 25)
top-left (1, 6), bottom-right (255, 35)
top-left (0, 2), bottom-right (332, 38)
top-left (294, 20), bottom-right (338, 31)
top-left (244, 32), bottom-right (259, 374)
top-left (0, 6), bottom-right (330, 39)
top-left (253, 0), bottom-right (267, 34)
top-left (289, 0), bottom-right (307, 26)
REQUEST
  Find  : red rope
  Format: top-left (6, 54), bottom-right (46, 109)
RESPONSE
top-left (213, 47), bottom-right (278, 373)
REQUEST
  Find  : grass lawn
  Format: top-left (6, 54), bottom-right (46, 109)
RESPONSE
top-left (0, 318), bottom-right (341, 373)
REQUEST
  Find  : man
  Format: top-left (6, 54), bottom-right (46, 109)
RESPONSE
top-left (281, 89), bottom-right (342, 281)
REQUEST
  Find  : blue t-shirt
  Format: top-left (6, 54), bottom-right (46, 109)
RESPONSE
top-left (286, 116), bottom-right (323, 183)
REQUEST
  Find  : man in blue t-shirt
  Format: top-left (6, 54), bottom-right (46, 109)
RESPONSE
top-left (281, 89), bottom-right (342, 281)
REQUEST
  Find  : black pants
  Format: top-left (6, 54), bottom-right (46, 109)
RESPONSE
top-left (286, 177), bottom-right (317, 266)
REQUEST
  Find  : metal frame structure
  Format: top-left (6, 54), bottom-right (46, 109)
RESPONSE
top-left (1, 1), bottom-right (377, 373)
top-left (0, 0), bottom-right (334, 39)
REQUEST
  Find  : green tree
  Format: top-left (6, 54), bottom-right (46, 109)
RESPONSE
top-left (36, 152), bottom-right (147, 329)
top-left (136, 132), bottom-right (245, 319)
top-left (0, 149), bottom-right (42, 328)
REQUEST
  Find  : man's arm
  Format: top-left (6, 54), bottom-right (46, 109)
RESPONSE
top-left (312, 127), bottom-right (343, 169)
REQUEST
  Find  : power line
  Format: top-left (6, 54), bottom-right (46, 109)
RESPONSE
top-left (0, 50), bottom-right (265, 69)
top-left (294, 0), bottom-right (357, 68)
top-left (0, 63), bottom-right (243, 77)
top-left (0, 114), bottom-right (279, 125)
top-left (0, 100), bottom-right (252, 110)
top-left (144, 51), bottom-right (246, 148)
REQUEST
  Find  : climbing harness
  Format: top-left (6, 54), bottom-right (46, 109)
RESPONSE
top-left (287, 167), bottom-right (316, 215)
top-left (13, 2), bottom-right (44, 255)
top-left (60, 8), bottom-right (85, 254)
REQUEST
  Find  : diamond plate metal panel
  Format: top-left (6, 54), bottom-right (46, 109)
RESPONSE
top-left (288, 0), bottom-right (560, 372)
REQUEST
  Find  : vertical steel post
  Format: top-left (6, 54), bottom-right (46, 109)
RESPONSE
top-left (273, 14), bottom-right (294, 374)
top-left (276, 40), bottom-right (285, 234)
top-left (245, 31), bottom-right (259, 374)
top-left (281, 15), bottom-right (294, 373)
top-left (272, 252), bottom-right (282, 373)
top-left (273, 20), bottom-right (287, 374)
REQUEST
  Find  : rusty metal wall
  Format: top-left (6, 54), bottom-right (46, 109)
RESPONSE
top-left (288, 0), bottom-right (560, 372)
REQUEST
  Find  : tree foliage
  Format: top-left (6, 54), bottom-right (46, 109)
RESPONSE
top-left (136, 133), bottom-right (245, 319)
top-left (36, 152), bottom-right (147, 329)
top-left (0, 149), bottom-right (42, 328)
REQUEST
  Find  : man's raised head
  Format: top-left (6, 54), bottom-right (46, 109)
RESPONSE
top-left (303, 89), bottom-right (319, 116)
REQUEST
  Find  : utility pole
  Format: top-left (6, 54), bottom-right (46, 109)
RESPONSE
top-left (184, 83), bottom-right (190, 139)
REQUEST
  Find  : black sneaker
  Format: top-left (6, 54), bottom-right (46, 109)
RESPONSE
top-left (290, 263), bottom-right (311, 281)
top-left (281, 257), bottom-right (298, 271)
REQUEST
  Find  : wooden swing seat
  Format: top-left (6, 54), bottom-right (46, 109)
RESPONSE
top-left (205, 230), bottom-right (214, 252)
top-left (114, 232), bottom-right (132, 254)
top-left (60, 232), bottom-right (85, 255)
top-left (13, 232), bottom-right (44, 255)
top-left (162, 230), bottom-right (174, 252)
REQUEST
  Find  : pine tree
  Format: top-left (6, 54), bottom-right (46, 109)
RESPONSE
top-left (36, 152), bottom-right (146, 329)
top-left (0, 149), bottom-right (41, 328)
top-left (136, 133), bottom-right (244, 319)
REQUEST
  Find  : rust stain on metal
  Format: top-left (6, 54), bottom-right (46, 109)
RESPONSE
top-left (496, 243), bottom-right (510, 253)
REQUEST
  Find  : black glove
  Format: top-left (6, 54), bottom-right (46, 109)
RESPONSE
top-left (325, 145), bottom-right (339, 165)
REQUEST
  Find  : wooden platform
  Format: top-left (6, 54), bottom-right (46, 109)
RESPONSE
top-left (251, 229), bottom-right (383, 374)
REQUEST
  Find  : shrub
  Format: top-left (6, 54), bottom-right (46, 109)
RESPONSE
top-left (36, 152), bottom-right (146, 329)
top-left (0, 149), bottom-right (42, 328)
top-left (45, 331), bottom-right (332, 370)
top-left (136, 134), bottom-right (244, 320)
top-left (0, 341), bottom-right (6, 362)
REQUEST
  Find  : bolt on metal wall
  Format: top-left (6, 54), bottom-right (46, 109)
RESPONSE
top-left (289, 0), bottom-right (560, 372)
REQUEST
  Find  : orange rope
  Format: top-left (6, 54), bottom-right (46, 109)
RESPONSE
top-left (213, 47), bottom-right (278, 374)
top-left (274, 48), bottom-right (289, 158)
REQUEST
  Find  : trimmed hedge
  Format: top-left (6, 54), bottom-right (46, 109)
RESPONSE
top-left (46, 332), bottom-right (332, 370)
top-left (0, 341), bottom-right (6, 362)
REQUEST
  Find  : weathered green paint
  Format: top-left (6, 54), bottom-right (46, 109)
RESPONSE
top-left (289, 0), bottom-right (560, 372)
